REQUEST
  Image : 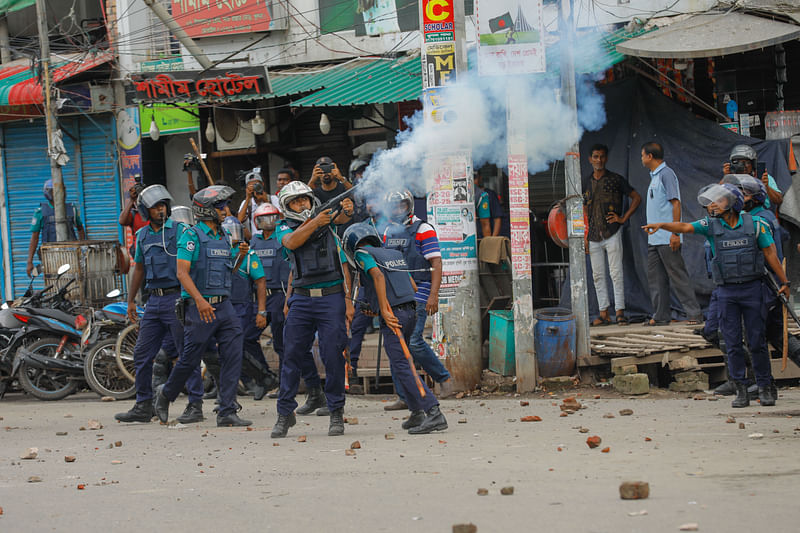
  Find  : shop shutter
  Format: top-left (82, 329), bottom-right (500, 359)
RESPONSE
top-left (2, 115), bottom-right (121, 297)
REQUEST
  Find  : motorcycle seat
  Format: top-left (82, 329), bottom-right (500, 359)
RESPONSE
top-left (27, 307), bottom-right (77, 325)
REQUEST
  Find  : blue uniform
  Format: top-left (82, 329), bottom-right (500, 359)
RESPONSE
top-left (230, 247), bottom-right (273, 377)
top-left (250, 232), bottom-right (321, 388)
top-left (131, 219), bottom-right (202, 404)
top-left (32, 201), bottom-right (80, 243)
top-left (691, 213), bottom-right (774, 387)
top-left (355, 246), bottom-right (437, 412)
top-left (273, 220), bottom-right (348, 415)
top-left (161, 221), bottom-right (244, 417)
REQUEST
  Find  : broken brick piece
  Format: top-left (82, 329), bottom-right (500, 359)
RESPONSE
top-left (586, 436), bottom-right (602, 449)
top-left (619, 481), bottom-right (649, 500)
top-left (520, 415), bottom-right (542, 422)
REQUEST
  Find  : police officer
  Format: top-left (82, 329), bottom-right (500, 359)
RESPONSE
top-left (643, 183), bottom-right (789, 408)
top-left (250, 203), bottom-right (323, 405)
top-left (724, 145), bottom-right (783, 209)
top-left (221, 216), bottom-right (278, 401)
top-left (270, 181), bottom-right (354, 439)
top-left (115, 186), bottom-right (204, 424)
top-left (343, 222), bottom-right (447, 434)
top-left (154, 185), bottom-right (252, 427)
top-left (26, 180), bottom-right (86, 276)
top-left (383, 190), bottom-right (452, 410)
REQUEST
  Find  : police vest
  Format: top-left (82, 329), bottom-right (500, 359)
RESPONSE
top-left (40, 202), bottom-right (77, 243)
top-left (709, 213), bottom-right (765, 286)
top-left (358, 247), bottom-right (416, 314)
top-left (750, 207), bottom-right (783, 262)
top-left (251, 235), bottom-right (291, 290)
top-left (383, 220), bottom-right (431, 283)
top-left (230, 256), bottom-right (255, 305)
top-left (189, 227), bottom-right (233, 296)
top-left (136, 223), bottom-right (179, 289)
top-left (285, 220), bottom-right (342, 287)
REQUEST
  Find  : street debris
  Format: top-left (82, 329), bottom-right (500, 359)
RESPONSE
top-left (350, 441), bottom-right (361, 449)
top-left (520, 416), bottom-right (541, 422)
top-left (297, 436), bottom-right (307, 443)
top-left (20, 448), bottom-right (38, 460)
top-left (114, 441), bottom-right (123, 447)
top-left (619, 409), bottom-right (634, 416)
top-left (519, 401), bottom-right (529, 406)
top-left (748, 433), bottom-right (764, 439)
top-left (586, 436), bottom-right (602, 449)
top-left (111, 460), bottom-right (123, 465)
top-left (500, 486), bottom-right (514, 495)
top-left (578, 427), bottom-right (589, 433)
top-left (739, 423), bottom-right (746, 430)
top-left (77, 484), bottom-right (85, 490)
top-left (679, 523), bottom-right (699, 531)
top-left (476, 488), bottom-right (488, 496)
top-left (86, 420), bottom-right (103, 430)
top-left (726, 416), bottom-right (736, 423)
top-left (347, 417), bottom-right (359, 425)
top-left (56, 432), bottom-right (67, 436)
top-left (385, 433), bottom-right (395, 440)
top-left (619, 481), bottom-right (649, 500)
top-left (458, 418), bottom-right (467, 424)
top-left (27, 476), bottom-right (42, 483)
top-left (452, 524), bottom-right (477, 533)
top-left (645, 437), bottom-right (652, 442)
top-left (628, 510), bottom-right (648, 517)
top-left (601, 447), bottom-right (610, 453)
top-left (603, 413), bottom-right (615, 419)
top-left (345, 449), bottom-right (356, 456)
top-left (560, 397), bottom-right (581, 411)
top-left (100, 396), bottom-right (115, 402)
top-left (64, 456), bottom-right (76, 463)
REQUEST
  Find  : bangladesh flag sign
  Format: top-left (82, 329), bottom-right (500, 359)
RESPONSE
top-left (489, 12), bottom-right (513, 33)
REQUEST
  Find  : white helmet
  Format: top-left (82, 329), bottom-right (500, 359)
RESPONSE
top-left (278, 181), bottom-right (319, 222)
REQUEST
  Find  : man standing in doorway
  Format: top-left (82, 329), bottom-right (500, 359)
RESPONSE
top-left (641, 141), bottom-right (703, 326)
top-left (583, 144), bottom-right (641, 326)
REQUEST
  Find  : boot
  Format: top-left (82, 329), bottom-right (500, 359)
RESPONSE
top-left (295, 385), bottom-right (325, 415)
top-left (253, 372), bottom-right (279, 401)
top-left (328, 408), bottom-right (345, 436)
top-left (217, 413), bottom-right (252, 427)
top-left (176, 401), bottom-right (204, 424)
top-left (203, 380), bottom-right (218, 400)
top-left (747, 383), bottom-right (759, 400)
top-left (758, 386), bottom-right (776, 407)
top-left (402, 410), bottom-right (425, 430)
top-left (713, 381), bottom-right (736, 396)
top-left (114, 400), bottom-right (153, 423)
top-left (154, 385), bottom-right (170, 423)
top-left (731, 382), bottom-right (750, 408)
top-left (270, 412), bottom-right (296, 438)
top-left (316, 406), bottom-right (330, 416)
top-left (383, 398), bottom-right (408, 411)
top-left (408, 405), bottom-right (448, 434)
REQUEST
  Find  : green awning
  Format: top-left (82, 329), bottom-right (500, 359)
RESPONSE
top-left (290, 56), bottom-right (421, 108)
top-left (285, 27), bottom-right (650, 108)
top-left (0, 0), bottom-right (33, 15)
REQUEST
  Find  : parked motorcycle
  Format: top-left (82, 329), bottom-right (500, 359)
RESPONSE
top-left (81, 290), bottom-right (143, 400)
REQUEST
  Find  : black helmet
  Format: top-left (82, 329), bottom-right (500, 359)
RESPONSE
top-left (192, 185), bottom-right (235, 222)
top-left (137, 184), bottom-right (174, 221)
top-left (342, 222), bottom-right (382, 267)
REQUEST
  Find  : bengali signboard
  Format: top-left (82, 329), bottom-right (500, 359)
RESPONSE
top-left (171, 0), bottom-right (283, 38)
top-left (476, 0), bottom-right (545, 76)
top-left (131, 67), bottom-right (270, 103)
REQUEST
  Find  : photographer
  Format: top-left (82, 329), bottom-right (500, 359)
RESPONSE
top-left (237, 168), bottom-right (269, 238)
top-left (723, 145), bottom-right (782, 210)
top-left (308, 156), bottom-right (354, 226)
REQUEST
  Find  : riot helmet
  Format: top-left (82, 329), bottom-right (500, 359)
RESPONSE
top-left (384, 190), bottom-right (414, 224)
top-left (171, 205), bottom-right (195, 226)
top-left (278, 181), bottom-right (318, 222)
top-left (698, 183), bottom-right (743, 217)
top-left (729, 144), bottom-right (757, 174)
top-left (43, 179), bottom-right (54, 203)
top-left (342, 222), bottom-right (382, 267)
top-left (253, 202), bottom-right (281, 232)
top-left (137, 184), bottom-right (174, 221)
top-left (192, 185), bottom-right (235, 222)
top-left (221, 216), bottom-right (244, 243)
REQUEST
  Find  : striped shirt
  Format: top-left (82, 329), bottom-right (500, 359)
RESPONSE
top-left (384, 216), bottom-right (441, 304)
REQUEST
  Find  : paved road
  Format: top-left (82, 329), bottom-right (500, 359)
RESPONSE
top-left (1, 389), bottom-right (800, 532)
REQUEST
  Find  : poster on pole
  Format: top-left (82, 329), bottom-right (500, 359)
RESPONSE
top-left (476, 0), bottom-right (546, 76)
top-left (116, 107), bottom-right (142, 255)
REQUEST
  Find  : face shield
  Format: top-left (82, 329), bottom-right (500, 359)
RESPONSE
top-left (171, 206), bottom-right (194, 226)
top-left (698, 184), bottom-right (736, 217)
top-left (221, 217), bottom-right (243, 243)
top-left (255, 213), bottom-right (279, 231)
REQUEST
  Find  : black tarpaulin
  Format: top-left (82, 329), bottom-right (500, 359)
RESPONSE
top-left (558, 77), bottom-right (792, 322)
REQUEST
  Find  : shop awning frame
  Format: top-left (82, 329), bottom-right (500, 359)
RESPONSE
top-left (616, 11), bottom-right (800, 59)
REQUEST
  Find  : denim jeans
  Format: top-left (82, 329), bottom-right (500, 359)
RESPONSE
top-left (394, 301), bottom-right (450, 402)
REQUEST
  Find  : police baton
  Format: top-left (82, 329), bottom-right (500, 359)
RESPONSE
top-left (390, 326), bottom-right (426, 398)
top-left (765, 269), bottom-right (798, 371)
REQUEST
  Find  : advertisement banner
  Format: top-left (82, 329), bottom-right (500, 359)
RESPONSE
top-left (476, 0), bottom-right (546, 76)
top-left (422, 42), bottom-right (457, 88)
top-left (171, 0), bottom-right (277, 38)
top-left (507, 155), bottom-right (532, 279)
top-left (116, 107), bottom-right (143, 254)
top-left (132, 67), bottom-right (270, 103)
top-left (422, 0), bottom-right (455, 42)
top-left (140, 103), bottom-right (200, 137)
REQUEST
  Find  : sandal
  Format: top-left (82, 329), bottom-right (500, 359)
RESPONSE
top-left (591, 317), bottom-right (611, 327)
top-left (645, 319), bottom-right (670, 327)
top-left (616, 315), bottom-right (629, 325)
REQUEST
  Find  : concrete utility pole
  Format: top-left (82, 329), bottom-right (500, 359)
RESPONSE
top-left (559, 0), bottom-right (590, 358)
top-left (35, 0), bottom-right (68, 242)
top-left (418, 0), bottom-right (482, 391)
top-left (143, 0), bottom-right (213, 69)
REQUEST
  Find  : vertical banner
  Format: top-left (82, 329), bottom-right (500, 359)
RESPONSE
top-left (476, 0), bottom-right (545, 76)
top-left (116, 107), bottom-right (142, 254)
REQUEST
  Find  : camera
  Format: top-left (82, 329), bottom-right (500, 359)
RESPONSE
top-left (730, 159), bottom-right (749, 174)
top-left (183, 154), bottom-right (202, 172)
top-left (319, 163), bottom-right (334, 174)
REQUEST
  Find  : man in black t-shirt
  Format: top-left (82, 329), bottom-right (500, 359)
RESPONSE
top-left (583, 144), bottom-right (641, 326)
top-left (308, 156), bottom-right (355, 230)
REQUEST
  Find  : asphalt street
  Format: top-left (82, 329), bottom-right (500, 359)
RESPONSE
top-left (1, 388), bottom-right (800, 532)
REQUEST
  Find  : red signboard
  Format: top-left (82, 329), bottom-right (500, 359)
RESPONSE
top-left (172, 0), bottom-right (273, 38)
top-left (421, 0), bottom-right (455, 34)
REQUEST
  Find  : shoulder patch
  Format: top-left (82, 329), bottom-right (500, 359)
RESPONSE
top-left (761, 224), bottom-right (766, 234)
top-left (251, 261), bottom-right (259, 270)
top-left (185, 240), bottom-right (196, 252)
top-left (30, 217), bottom-right (37, 225)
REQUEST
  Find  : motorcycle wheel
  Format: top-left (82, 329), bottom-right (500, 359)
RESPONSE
top-left (84, 338), bottom-right (136, 400)
top-left (115, 324), bottom-right (138, 383)
top-left (17, 336), bottom-right (81, 401)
